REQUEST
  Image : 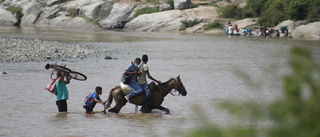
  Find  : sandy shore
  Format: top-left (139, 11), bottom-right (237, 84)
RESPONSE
top-left (0, 37), bottom-right (103, 63)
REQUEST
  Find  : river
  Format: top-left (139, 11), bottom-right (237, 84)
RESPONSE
top-left (0, 27), bottom-right (320, 137)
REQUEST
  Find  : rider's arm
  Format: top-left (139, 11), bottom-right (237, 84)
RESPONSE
top-left (124, 71), bottom-right (138, 75)
top-left (94, 98), bottom-right (106, 104)
top-left (146, 70), bottom-right (161, 84)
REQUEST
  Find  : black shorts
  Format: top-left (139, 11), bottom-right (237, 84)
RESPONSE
top-left (56, 100), bottom-right (67, 112)
top-left (83, 105), bottom-right (93, 113)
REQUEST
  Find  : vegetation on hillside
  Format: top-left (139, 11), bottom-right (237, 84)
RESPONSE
top-left (6, 6), bottom-right (23, 26)
top-left (218, 0), bottom-right (320, 27)
top-left (134, 7), bottom-right (160, 18)
top-left (185, 47), bottom-right (320, 137)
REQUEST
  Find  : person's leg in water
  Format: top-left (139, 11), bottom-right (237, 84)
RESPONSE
top-left (125, 82), bottom-right (143, 102)
top-left (140, 83), bottom-right (150, 112)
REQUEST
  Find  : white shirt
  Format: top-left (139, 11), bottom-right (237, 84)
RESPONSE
top-left (138, 63), bottom-right (148, 85)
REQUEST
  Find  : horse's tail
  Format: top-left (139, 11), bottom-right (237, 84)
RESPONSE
top-left (106, 85), bottom-right (120, 107)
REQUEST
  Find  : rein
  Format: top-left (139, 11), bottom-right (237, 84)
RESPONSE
top-left (160, 84), bottom-right (175, 96)
top-left (159, 78), bottom-right (182, 96)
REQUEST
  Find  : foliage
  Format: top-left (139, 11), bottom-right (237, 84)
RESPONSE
top-left (204, 20), bottom-right (223, 31)
top-left (134, 7), bottom-right (160, 18)
top-left (166, 0), bottom-right (174, 9)
top-left (6, 6), bottom-right (22, 15)
top-left (218, 0), bottom-right (320, 27)
top-left (191, 4), bottom-right (199, 8)
top-left (49, 13), bottom-right (60, 19)
top-left (208, 2), bottom-right (219, 7)
top-left (187, 47), bottom-right (320, 137)
top-left (76, 15), bottom-right (100, 25)
top-left (217, 4), bottom-right (242, 19)
top-left (6, 6), bottom-right (23, 24)
top-left (241, 0), bottom-right (267, 18)
top-left (55, 0), bottom-right (73, 5)
top-left (179, 19), bottom-right (200, 31)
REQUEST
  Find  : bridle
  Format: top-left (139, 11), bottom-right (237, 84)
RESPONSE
top-left (159, 78), bottom-right (184, 96)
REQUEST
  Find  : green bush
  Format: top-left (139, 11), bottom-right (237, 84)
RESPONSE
top-left (208, 2), bottom-right (219, 7)
top-left (218, 0), bottom-right (320, 27)
top-left (179, 19), bottom-right (200, 31)
top-left (217, 4), bottom-right (242, 19)
top-left (56, 0), bottom-right (73, 4)
top-left (134, 7), bottom-right (160, 18)
top-left (204, 20), bottom-right (223, 31)
top-left (49, 13), bottom-right (60, 19)
top-left (242, 0), bottom-right (267, 18)
top-left (166, 0), bottom-right (174, 8)
top-left (6, 6), bottom-right (22, 15)
top-left (187, 47), bottom-right (320, 137)
top-left (6, 6), bottom-right (23, 25)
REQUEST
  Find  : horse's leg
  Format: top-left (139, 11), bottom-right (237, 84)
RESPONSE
top-left (108, 88), bottom-right (126, 113)
top-left (156, 106), bottom-right (170, 114)
top-left (109, 99), bottom-right (125, 113)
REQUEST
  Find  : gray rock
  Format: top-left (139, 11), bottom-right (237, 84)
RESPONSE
top-left (49, 16), bottom-right (97, 29)
top-left (79, 1), bottom-right (114, 20)
top-left (104, 56), bottom-right (112, 59)
top-left (47, 0), bottom-right (58, 6)
top-left (0, 7), bottom-right (17, 26)
top-left (20, 1), bottom-right (46, 26)
top-left (125, 10), bottom-right (183, 32)
top-left (159, 3), bottom-right (172, 11)
top-left (292, 22), bottom-right (320, 39)
top-left (174, 0), bottom-right (192, 10)
top-left (0, 71), bottom-right (7, 74)
top-left (99, 3), bottom-right (136, 29)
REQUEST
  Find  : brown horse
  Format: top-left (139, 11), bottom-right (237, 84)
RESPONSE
top-left (106, 76), bottom-right (187, 114)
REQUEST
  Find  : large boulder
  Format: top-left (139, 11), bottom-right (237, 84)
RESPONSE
top-left (99, 3), bottom-right (136, 29)
top-left (232, 18), bottom-right (257, 29)
top-left (49, 16), bottom-right (97, 29)
top-left (79, 1), bottom-right (114, 20)
top-left (20, 0), bottom-right (46, 26)
top-left (0, 7), bottom-right (17, 26)
top-left (174, 0), bottom-right (192, 10)
top-left (125, 6), bottom-right (218, 32)
top-left (274, 20), bottom-right (306, 31)
top-left (33, 5), bottom-right (60, 28)
top-left (125, 10), bottom-right (184, 32)
top-left (292, 22), bottom-right (320, 39)
top-left (159, 3), bottom-right (172, 11)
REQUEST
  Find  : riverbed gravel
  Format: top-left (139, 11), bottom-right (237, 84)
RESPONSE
top-left (0, 37), bottom-right (103, 63)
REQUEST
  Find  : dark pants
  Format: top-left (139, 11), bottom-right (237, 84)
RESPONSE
top-left (56, 99), bottom-right (67, 112)
top-left (83, 105), bottom-right (93, 113)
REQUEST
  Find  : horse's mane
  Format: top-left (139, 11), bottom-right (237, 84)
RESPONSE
top-left (161, 78), bottom-right (175, 86)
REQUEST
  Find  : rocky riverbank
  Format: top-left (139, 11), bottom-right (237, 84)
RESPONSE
top-left (0, 0), bottom-right (319, 40)
top-left (0, 37), bottom-right (102, 63)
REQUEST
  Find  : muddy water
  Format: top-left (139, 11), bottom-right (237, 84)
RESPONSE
top-left (1, 27), bottom-right (320, 137)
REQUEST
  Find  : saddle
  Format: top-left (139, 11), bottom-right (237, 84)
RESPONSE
top-left (119, 82), bottom-right (158, 95)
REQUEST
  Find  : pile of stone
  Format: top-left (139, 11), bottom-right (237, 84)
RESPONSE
top-left (0, 37), bottom-right (101, 63)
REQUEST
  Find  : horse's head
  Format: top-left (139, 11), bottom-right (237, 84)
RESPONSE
top-left (174, 75), bottom-right (187, 96)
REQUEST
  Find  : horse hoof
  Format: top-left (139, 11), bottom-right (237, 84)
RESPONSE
top-left (165, 109), bottom-right (170, 114)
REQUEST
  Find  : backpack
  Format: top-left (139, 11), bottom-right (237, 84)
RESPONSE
top-left (84, 93), bottom-right (93, 104)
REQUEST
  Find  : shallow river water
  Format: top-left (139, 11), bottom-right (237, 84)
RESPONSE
top-left (0, 27), bottom-right (320, 137)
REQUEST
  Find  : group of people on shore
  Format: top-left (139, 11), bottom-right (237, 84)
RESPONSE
top-left (54, 54), bottom-right (160, 114)
top-left (226, 22), bottom-right (290, 38)
top-left (226, 22), bottom-right (253, 36)
top-left (259, 26), bottom-right (289, 38)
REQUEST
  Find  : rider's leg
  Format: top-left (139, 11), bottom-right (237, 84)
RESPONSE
top-left (141, 83), bottom-right (150, 106)
top-left (126, 82), bottom-right (143, 99)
